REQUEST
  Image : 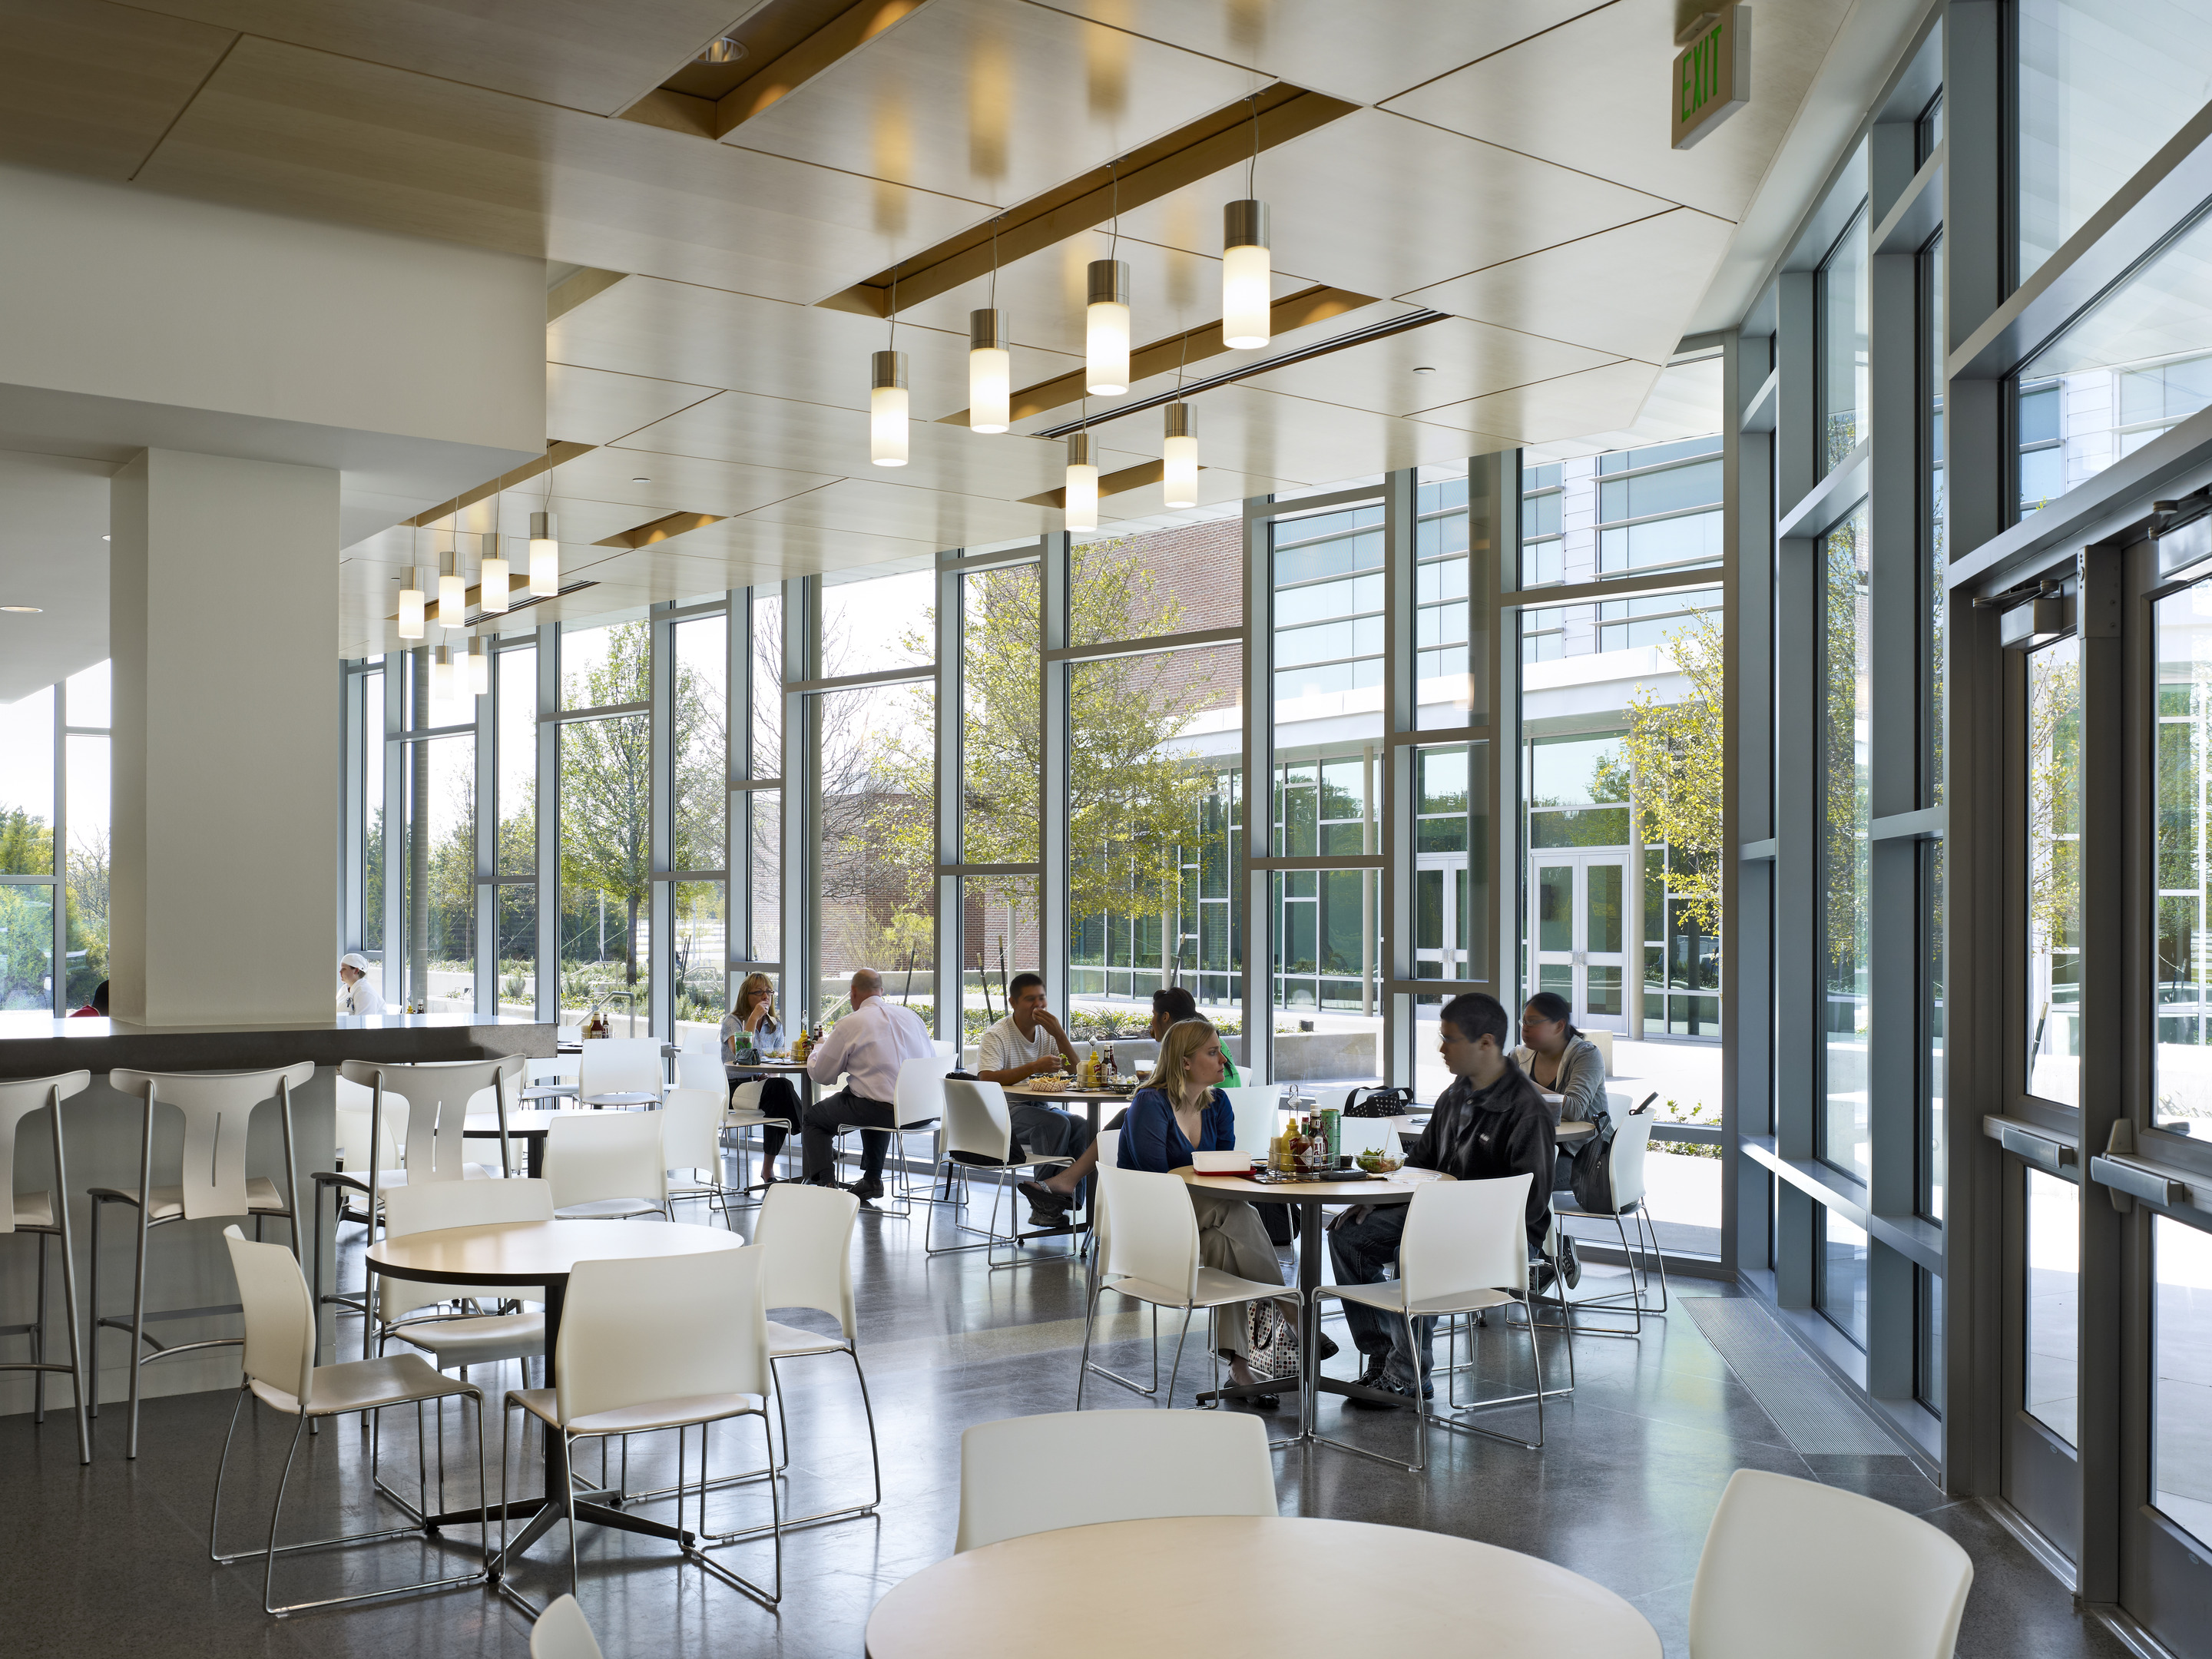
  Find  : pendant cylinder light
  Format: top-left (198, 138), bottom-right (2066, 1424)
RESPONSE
top-left (1222, 199), bottom-right (1273, 349)
top-left (397, 567), bottom-right (428, 640)
top-left (466, 634), bottom-right (490, 697)
top-left (870, 349), bottom-right (909, 465)
top-left (1163, 402), bottom-right (1199, 508)
top-left (968, 309), bottom-right (1011, 434)
top-left (1085, 260), bottom-right (1131, 395)
top-left (430, 640), bottom-right (455, 700)
top-left (478, 532), bottom-right (509, 614)
top-left (528, 511), bottom-right (559, 597)
top-left (437, 548), bottom-right (465, 625)
top-left (1065, 432), bottom-right (1099, 531)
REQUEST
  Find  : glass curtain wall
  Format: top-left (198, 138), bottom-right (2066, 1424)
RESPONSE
top-left (0, 670), bottom-right (114, 1015)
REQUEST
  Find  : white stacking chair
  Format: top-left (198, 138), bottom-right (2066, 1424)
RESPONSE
top-left (955, 1409), bottom-right (1276, 1552)
top-left (721, 1076), bottom-right (799, 1207)
top-left (924, 1079), bottom-right (1076, 1266)
top-left (1551, 1112), bottom-right (1671, 1332)
top-left (545, 1113), bottom-right (668, 1220)
top-left (1689, 1469), bottom-right (1972, 1658)
top-left (1314, 1173), bottom-right (1552, 1468)
top-left (661, 1087), bottom-right (738, 1224)
top-left (92, 1062), bottom-right (311, 1459)
top-left (832, 1053), bottom-right (953, 1210)
top-left (320, 1055), bottom-right (522, 1359)
top-left (0, 1071), bottom-right (92, 1464)
top-left (531, 1594), bottom-right (605, 1659)
top-left (577, 1038), bottom-right (663, 1107)
top-left (1217, 1086), bottom-right (1278, 1150)
top-left (211, 1227), bottom-right (488, 1616)
top-left (754, 1181), bottom-right (881, 1529)
top-left (1074, 1164), bottom-right (1295, 1416)
top-left (673, 1048), bottom-right (729, 1096)
top-left (502, 1247), bottom-right (780, 1610)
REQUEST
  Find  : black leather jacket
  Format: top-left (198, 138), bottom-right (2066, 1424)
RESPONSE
top-left (1407, 1058), bottom-right (1558, 1252)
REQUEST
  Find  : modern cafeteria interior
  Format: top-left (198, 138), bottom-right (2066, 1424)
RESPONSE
top-left (5, 1), bottom-right (2212, 1654)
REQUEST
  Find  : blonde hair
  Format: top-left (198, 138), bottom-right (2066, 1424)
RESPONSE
top-left (1154, 1018), bottom-right (1221, 1112)
top-left (734, 973), bottom-right (774, 1021)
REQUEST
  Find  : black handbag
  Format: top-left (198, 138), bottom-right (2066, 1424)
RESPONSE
top-left (1568, 1091), bottom-right (1657, 1214)
top-left (1343, 1085), bottom-right (1418, 1119)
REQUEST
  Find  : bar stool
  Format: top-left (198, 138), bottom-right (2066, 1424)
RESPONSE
top-left (0, 1070), bottom-right (93, 1464)
top-left (315, 1055), bottom-right (521, 1359)
top-left (90, 1062), bottom-right (311, 1459)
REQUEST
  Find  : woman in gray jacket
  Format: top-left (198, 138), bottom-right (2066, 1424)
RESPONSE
top-left (1515, 989), bottom-right (1608, 1287)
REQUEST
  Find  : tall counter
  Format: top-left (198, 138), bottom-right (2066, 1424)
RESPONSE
top-left (0, 1012), bottom-right (555, 1419)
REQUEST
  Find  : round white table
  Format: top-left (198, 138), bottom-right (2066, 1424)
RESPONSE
top-left (365, 1219), bottom-right (745, 1591)
top-left (865, 1515), bottom-right (1661, 1659)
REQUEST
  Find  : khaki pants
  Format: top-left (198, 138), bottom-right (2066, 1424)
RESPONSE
top-left (1190, 1188), bottom-right (1294, 1357)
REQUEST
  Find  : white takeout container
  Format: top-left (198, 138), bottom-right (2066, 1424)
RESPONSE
top-left (1192, 1149), bottom-right (1250, 1174)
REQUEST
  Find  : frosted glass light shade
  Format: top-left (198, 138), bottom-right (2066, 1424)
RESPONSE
top-left (969, 347), bottom-right (1010, 432)
top-left (466, 637), bottom-right (490, 697)
top-left (438, 570), bottom-right (465, 623)
top-left (396, 575), bottom-right (426, 641)
top-left (1164, 434), bottom-right (1199, 508)
top-left (1085, 302), bottom-right (1130, 395)
top-left (528, 511), bottom-right (559, 597)
top-left (870, 384), bottom-right (910, 464)
top-left (479, 554), bottom-right (509, 614)
top-left (430, 643), bottom-right (455, 698)
top-left (1222, 243), bottom-right (1272, 349)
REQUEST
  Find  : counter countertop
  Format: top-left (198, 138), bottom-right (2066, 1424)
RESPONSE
top-left (0, 1012), bottom-right (555, 1079)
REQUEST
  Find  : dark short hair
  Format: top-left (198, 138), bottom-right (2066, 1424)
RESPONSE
top-left (1441, 992), bottom-right (1508, 1049)
top-left (1008, 971), bottom-right (1046, 1001)
top-left (1151, 985), bottom-right (1198, 1023)
top-left (1523, 990), bottom-right (1576, 1035)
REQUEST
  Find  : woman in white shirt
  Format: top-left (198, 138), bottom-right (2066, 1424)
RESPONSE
top-left (339, 952), bottom-right (386, 1016)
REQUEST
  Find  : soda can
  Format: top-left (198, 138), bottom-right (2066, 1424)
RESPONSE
top-left (1319, 1107), bottom-right (1341, 1161)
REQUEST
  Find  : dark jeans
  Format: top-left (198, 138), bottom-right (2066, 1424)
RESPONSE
top-left (802, 1088), bottom-right (896, 1182)
top-left (737, 1075), bottom-right (800, 1171)
top-left (1325, 1205), bottom-right (1432, 1390)
top-left (1009, 1101), bottom-right (1095, 1205)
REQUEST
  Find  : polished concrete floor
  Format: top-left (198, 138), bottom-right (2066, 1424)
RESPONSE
top-left (0, 1181), bottom-right (2130, 1659)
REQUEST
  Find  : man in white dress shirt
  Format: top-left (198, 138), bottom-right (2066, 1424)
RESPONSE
top-left (975, 972), bottom-right (1094, 1228)
top-left (802, 968), bottom-right (939, 1200)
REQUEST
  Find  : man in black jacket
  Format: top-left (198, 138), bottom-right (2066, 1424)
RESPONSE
top-left (1326, 991), bottom-right (1557, 1406)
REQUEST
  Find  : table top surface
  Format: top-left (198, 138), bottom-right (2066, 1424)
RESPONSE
top-left (366, 1217), bottom-right (743, 1284)
top-left (864, 1515), bottom-right (1659, 1659)
top-left (1004, 1081), bottom-right (1138, 1103)
top-left (462, 1110), bottom-right (602, 1135)
top-left (1179, 1164), bottom-right (1449, 1204)
top-left (727, 1058), bottom-right (810, 1072)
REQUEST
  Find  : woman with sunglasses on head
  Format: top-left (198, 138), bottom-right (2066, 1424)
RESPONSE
top-left (722, 973), bottom-right (802, 1184)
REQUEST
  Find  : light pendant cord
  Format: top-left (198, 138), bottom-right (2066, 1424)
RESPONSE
top-left (1248, 91), bottom-right (1260, 196)
top-left (888, 261), bottom-right (900, 350)
top-left (989, 212), bottom-right (1002, 310)
top-left (1108, 158), bottom-right (1119, 261)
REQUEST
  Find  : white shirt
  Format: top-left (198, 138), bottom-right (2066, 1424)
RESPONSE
top-left (807, 995), bottom-right (936, 1104)
top-left (979, 1015), bottom-right (1062, 1078)
top-left (342, 977), bottom-right (387, 1016)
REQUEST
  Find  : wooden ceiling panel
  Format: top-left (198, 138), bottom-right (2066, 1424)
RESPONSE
top-left (1399, 208), bottom-right (1736, 363)
top-left (131, 37), bottom-right (990, 306)
top-left (1110, 109), bottom-right (1677, 306)
top-left (1025, 0), bottom-right (1600, 108)
top-left (736, 475), bottom-right (1058, 548)
top-left (546, 363), bottom-right (720, 446)
top-left (612, 386), bottom-right (1149, 502)
top-left (1415, 359), bottom-right (1668, 447)
top-left (343, 493), bottom-right (672, 566)
top-left (0, 0), bottom-right (237, 180)
top-left (137, 0), bottom-right (747, 118)
top-left (1234, 316), bottom-right (1620, 419)
top-left (548, 276), bottom-right (1002, 414)
top-left (892, 226), bottom-right (1317, 364)
top-left (1382, 0), bottom-right (1856, 223)
top-left (728, 0), bottom-right (1260, 211)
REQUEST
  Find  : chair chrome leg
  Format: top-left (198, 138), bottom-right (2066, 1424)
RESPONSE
top-left (207, 1385), bottom-right (250, 1560)
top-left (262, 1414), bottom-right (310, 1614)
top-left (1163, 1306), bottom-right (1194, 1408)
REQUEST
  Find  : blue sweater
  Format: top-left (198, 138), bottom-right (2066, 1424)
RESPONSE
top-left (1118, 1086), bottom-right (1234, 1171)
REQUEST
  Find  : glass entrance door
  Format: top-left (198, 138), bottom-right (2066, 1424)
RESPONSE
top-left (1413, 855), bottom-right (1469, 982)
top-left (1530, 852), bottom-right (1629, 1031)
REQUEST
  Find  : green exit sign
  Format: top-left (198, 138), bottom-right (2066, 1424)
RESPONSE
top-left (1672, 7), bottom-right (1750, 151)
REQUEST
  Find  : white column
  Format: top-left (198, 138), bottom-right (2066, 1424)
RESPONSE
top-left (109, 449), bottom-right (340, 1025)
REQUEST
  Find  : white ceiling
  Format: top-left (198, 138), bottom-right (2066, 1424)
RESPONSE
top-left (0, 449), bottom-right (114, 702)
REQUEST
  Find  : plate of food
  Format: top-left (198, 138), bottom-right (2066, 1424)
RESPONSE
top-left (1356, 1151), bottom-right (1405, 1175)
top-left (1024, 1074), bottom-right (1068, 1093)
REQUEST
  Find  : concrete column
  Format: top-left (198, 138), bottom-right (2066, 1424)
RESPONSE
top-left (109, 448), bottom-right (339, 1025)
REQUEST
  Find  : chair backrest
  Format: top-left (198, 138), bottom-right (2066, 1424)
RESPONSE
top-left (1217, 1086), bottom-right (1277, 1152)
top-left (1093, 1164), bottom-right (1200, 1299)
top-left (1091, 1128), bottom-right (1125, 1273)
top-left (0, 1071), bottom-right (88, 1236)
top-left (578, 1037), bottom-right (663, 1100)
top-left (340, 1056), bottom-right (524, 1186)
top-left (333, 1075), bottom-right (404, 1171)
top-left (224, 1224), bottom-right (315, 1408)
top-left (531, 1594), bottom-right (606, 1659)
top-left (940, 1079), bottom-right (1014, 1164)
top-left (378, 1178), bottom-right (555, 1320)
top-left (955, 1409), bottom-right (1275, 1552)
top-left (893, 1054), bottom-right (956, 1127)
top-left (673, 1049), bottom-right (726, 1093)
top-left (930, 1038), bottom-right (958, 1058)
top-left (1689, 1469), bottom-right (1972, 1659)
top-left (757, 1181), bottom-right (859, 1338)
top-left (545, 1111), bottom-right (667, 1210)
top-left (1398, 1174), bottom-right (1532, 1304)
top-left (555, 1244), bottom-right (767, 1422)
top-left (659, 1088), bottom-right (725, 1172)
top-left (1336, 1117), bottom-right (1399, 1159)
top-left (728, 1079), bottom-right (767, 1118)
top-left (1608, 1114), bottom-right (1655, 1209)
top-left (110, 1064), bottom-right (313, 1222)
top-left (533, 1055), bottom-right (582, 1085)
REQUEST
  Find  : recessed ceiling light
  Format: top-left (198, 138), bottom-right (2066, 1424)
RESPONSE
top-left (0, 605), bottom-right (42, 614)
top-left (1412, 365), bottom-right (1436, 375)
top-left (631, 475), bottom-right (651, 482)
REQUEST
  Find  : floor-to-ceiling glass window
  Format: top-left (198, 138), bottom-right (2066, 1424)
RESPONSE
top-left (401, 646), bottom-right (477, 1015)
top-left (1821, 505), bottom-right (1873, 1180)
top-left (62, 661), bottom-right (109, 1012)
top-left (0, 683), bottom-right (56, 1012)
top-left (492, 642), bottom-right (535, 1018)
top-left (2025, 634), bottom-right (2082, 1107)
top-left (558, 621), bottom-right (651, 1033)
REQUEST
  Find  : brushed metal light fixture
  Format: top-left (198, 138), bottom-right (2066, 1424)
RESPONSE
top-left (1221, 98), bottom-right (1272, 349)
top-left (1163, 402), bottom-right (1198, 508)
top-left (871, 349), bottom-right (910, 465)
top-left (528, 510), bottom-right (559, 597)
top-left (478, 531), bottom-right (508, 614)
top-left (1065, 430), bottom-right (1099, 531)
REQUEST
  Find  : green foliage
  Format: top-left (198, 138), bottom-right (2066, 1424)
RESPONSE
top-left (0, 806), bottom-right (52, 877)
top-left (0, 882), bottom-right (50, 1009)
top-left (1619, 609), bottom-right (1726, 947)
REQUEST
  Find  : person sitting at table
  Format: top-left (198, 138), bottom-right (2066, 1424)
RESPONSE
top-left (339, 952), bottom-right (386, 1015)
top-left (975, 972), bottom-right (1095, 1231)
top-left (1015, 992), bottom-right (1243, 1214)
top-left (720, 972), bottom-right (802, 1186)
top-left (1117, 1018), bottom-right (1312, 1404)
top-left (68, 979), bottom-right (108, 1018)
top-left (800, 969), bottom-right (939, 1202)
top-left (1326, 991), bottom-right (1557, 1408)
top-left (1514, 989), bottom-right (1608, 1286)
